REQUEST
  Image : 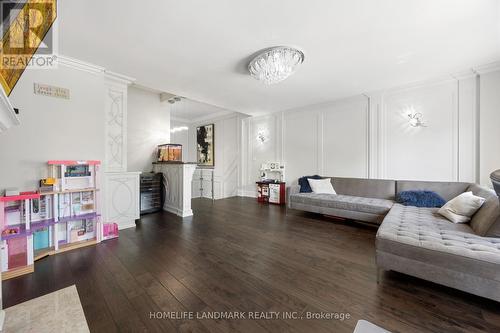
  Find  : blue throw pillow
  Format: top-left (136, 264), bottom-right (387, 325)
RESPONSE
top-left (396, 190), bottom-right (446, 208)
top-left (298, 175), bottom-right (322, 193)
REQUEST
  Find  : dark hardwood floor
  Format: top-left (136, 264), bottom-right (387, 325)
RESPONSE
top-left (3, 197), bottom-right (500, 332)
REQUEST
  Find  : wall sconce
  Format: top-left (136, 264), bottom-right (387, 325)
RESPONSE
top-left (257, 130), bottom-right (268, 144)
top-left (408, 112), bottom-right (426, 127)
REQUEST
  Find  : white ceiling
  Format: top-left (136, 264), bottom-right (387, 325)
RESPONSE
top-left (59, 0), bottom-right (500, 115)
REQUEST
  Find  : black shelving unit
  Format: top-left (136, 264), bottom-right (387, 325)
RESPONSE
top-left (140, 172), bottom-right (163, 215)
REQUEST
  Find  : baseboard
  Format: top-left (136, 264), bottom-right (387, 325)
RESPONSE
top-left (237, 190), bottom-right (257, 198)
top-left (162, 203), bottom-right (193, 217)
top-left (117, 221), bottom-right (137, 230)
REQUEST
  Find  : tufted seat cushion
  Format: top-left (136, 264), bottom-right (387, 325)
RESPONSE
top-left (377, 204), bottom-right (500, 282)
top-left (290, 193), bottom-right (394, 215)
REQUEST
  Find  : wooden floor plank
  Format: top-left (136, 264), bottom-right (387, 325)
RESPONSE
top-left (3, 197), bottom-right (500, 333)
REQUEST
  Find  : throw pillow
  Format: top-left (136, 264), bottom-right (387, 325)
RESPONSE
top-left (307, 178), bottom-right (336, 194)
top-left (396, 190), bottom-right (446, 208)
top-left (438, 192), bottom-right (486, 223)
top-left (298, 175), bottom-right (322, 193)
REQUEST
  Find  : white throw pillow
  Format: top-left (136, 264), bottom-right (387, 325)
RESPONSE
top-left (438, 191), bottom-right (486, 223)
top-left (307, 178), bottom-right (336, 194)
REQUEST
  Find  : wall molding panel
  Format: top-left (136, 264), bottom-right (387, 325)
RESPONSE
top-left (102, 72), bottom-right (140, 228)
top-left (104, 74), bottom-right (134, 173)
top-left (103, 172), bottom-right (140, 229)
top-left (240, 74), bottom-right (483, 195)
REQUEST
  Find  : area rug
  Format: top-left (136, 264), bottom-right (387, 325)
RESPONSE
top-left (3, 285), bottom-right (89, 333)
top-left (353, 319), bottom-right (391, 333)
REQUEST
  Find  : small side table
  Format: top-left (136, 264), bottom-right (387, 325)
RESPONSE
top-left (256, 181), bottom-right (286, 205)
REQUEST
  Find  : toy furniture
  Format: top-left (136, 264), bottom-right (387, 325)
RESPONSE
top-left (1, 160), bottom-right (117, 280)
top-left (257, 161), bottom-right (286, 205)
top-left (102, 222), bottom-right (119, 241)
top-left (0, 192), bottom-right (39, 280)
top-left (38, 160), bottom-right (102, 258)
top-left (256, 181), bottom-right (286, 205)
top-left (259, 162), bottom-right (285, 182)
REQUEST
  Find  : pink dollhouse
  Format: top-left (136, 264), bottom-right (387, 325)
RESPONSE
top-left (0, 192), bottom-right (39, 279)
top-left (1, 160), bottom-right (118, 280)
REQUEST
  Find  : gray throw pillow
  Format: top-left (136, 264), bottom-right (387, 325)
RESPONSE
top-left (468, 184), bottom-right (500, 236)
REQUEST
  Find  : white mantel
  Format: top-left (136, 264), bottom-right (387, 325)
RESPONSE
top-left (152, 162), bottom-right (197, 217)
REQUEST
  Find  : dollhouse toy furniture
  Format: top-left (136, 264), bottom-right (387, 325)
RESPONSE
top-left (36, 160), bottom-right (102, 258)
top-left (1, 192), bottom-right (39, 280)
top-left (259, 162), bottom-right (285, 182)
top-left (102, 222), bottom-right (119, 240)
top-left (256, 181), bottom-right (286, 205)
top-left (256, 162), bottom-right (286, 205)
top-left (1, 160), bottom-right (114, 281)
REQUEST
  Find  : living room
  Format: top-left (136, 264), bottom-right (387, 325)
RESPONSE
top-left (0, 1), bottom-right (500, 332)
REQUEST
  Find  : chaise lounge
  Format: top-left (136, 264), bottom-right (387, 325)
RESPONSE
top-left (288, 177), bottom-right (500, 302)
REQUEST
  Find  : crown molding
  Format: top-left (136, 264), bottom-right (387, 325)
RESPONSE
top-left (104, 70), bottom-right (135, 85)
top-left (171, 110), bottom-right (238, 125)
top-left (366, 74), bottom-right (459, 97)
top-left (451, 69), bottom-right (477, 80)
top-left (280, 94), bottom-right (368, 115)
top-left (473, 61), bottom-right (500, 75)
top-left (57, 55), bottom-right (135, 84)
top-left (56, 55), bottom-right (105, 74)
top-left (190, 110), bottom-right (237, 124)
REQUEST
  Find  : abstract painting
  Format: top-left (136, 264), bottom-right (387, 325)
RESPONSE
top-left (196, 124), bottom-right (214, 166)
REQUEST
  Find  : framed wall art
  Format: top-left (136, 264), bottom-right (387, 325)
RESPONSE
top-left (196, 124), bottom-right (214, 166)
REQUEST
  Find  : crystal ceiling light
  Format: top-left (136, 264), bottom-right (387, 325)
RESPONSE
top-left (248, 46), bottom-right (304, 84)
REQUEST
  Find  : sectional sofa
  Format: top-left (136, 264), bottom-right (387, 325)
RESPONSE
top-left (288, 177), bottom-right (500, 302)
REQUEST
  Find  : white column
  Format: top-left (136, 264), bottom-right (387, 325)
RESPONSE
top-left (102, 72), bottom-right (140, 229)
top-left (152, 163), bottom-right (197, 217)
top-left (104, 71), bottom-right (133, 173)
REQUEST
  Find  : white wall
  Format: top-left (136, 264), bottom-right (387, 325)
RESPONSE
top-left (190, 115), bottom-right (241, 199)
top-left (377, 80), bottom-right (461, 181)
top-left (0, 65), bottom-right (172, 191)
top-left (479, 70), bottom-right (500, 185)
top-left (240, 96), bottom-right (369, 195)
top-left (240, 70), bottom-right (499, 195)
top-left (171, 111), bottom-right (243, 200)
top-left (170, 120), bottom-right (190, 153)
top-left (0, 65), bottom-right (105, 191)
top-left (127, 86), bottom-right (170, 173)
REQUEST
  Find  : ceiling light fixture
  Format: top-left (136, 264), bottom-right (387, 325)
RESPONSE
top-left (248, 46), bottom-right (304, 85)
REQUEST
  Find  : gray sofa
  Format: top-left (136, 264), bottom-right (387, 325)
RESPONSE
top-left (288, 177), bottom-right (500, 302)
